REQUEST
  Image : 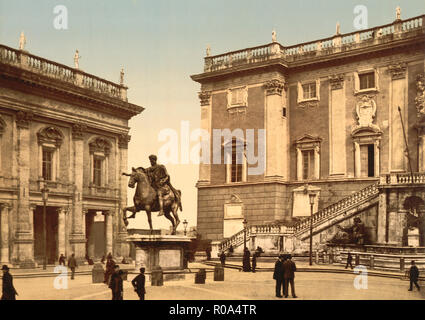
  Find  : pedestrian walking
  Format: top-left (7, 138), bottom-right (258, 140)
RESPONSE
top-left (283, 254), bottom-right (297, 298)
top-left (132, 267), bottom-right (146, 300)
top-left (104, 254), bottom-right (116, 284)
top-left (67, 253), bottom-right (77, 280)
top-left (228, 245), bottom-right (234, 257)
top-left (252, 252), bottom-right (258, 273)
top-left (109, 265), bottom-right (123, 300)
top-left (1, 265), bottom-right (18, 300)
top-left (345, 252), bottom-right (353, 269)
top-left (242, 247), bottom-right (251, 272)
top-left (205, 246), bottom-right (212, 261)
top-left (58, 254), bottom-right (66, 266)
top-left (219, 251), bottom-right (226, 267)
top-left (408, 260), bottom-right (420, 292)
top-left (273, 254), bottom-right (285, 298)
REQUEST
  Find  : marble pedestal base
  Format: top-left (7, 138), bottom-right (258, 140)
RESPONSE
top-left (127, 232), bottom-right (193, 272)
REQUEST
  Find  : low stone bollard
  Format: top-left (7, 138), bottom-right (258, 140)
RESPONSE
top-left (151, 266), bottom-right (164, 286)
top-left (92, 263), bottom-right (105, 283)
top-left (315, 251), bottom-right (319, 264)
top-left (329, 252), bottom-right (334, 264)
top-left (214, 264), bottom-right (224, 281)
top-left (400, 258), bottom-right (405, 272)
top-left (370, 255), bottom-right (374, 269)
top-left (195, 268), bottom-right (206, 284)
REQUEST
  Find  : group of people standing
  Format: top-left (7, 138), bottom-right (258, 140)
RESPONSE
top-left (273, 254), bottom-right (297, 298)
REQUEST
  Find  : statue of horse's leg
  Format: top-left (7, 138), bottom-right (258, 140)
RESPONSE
top-left (171, 202), bottom-right (180, 231)
top-left (146, 210), bottom-right (153, 234)
top-left (164, 209), bottom-right (175, 235)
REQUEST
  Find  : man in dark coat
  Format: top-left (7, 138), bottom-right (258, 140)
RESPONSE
top-left (109, 265), bottom-right (123, 300)
top-left (132, 267), bottom-right (146, 300)
top-left (1, 265), bottom-right (18, 300)
top-left (345, 252), bottom-right (353, 269)
top-left (219, 251), bottom-right (226, 267)
top-left (283, 254), bottom-right (297, 298)
top-left (58, 254), bottom-right (66, 266)
top-left (242, 248), bottom-right (251, 272)
top-left (408, 260), bottom-right (420, 291)
top-left (273, 254), bottom-right (285, 298)
top-left (67, 253), bottom-right (77, 280)
top-left (104, 254), bottom-right (116, 284)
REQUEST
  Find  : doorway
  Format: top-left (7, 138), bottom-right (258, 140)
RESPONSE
top-left (33, 206), bottom-right (58, 264)
top-left (360, 144), bottom-right (375, 177)
top-left (86, 210), bottom-right (106, 260)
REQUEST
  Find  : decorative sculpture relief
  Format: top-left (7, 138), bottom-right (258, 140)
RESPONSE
top-left (415, 74), bottom-right (425, 120)
top-left (353, 95), bottom-right (380, 132)
top-left (118, 134), bottom-right (131, 149)
top-left (264, 79), bottom-right (285, 96)
top-left (89, 137), bottom-right (111, 155)
top-left (329, 217), bottom-right (366, 245)
top-left (198, 91), bottom-right (212, 106)
top-left (71, 123), bottom-right (87, 140)
top-left (16, 111), bottom-right (34, 129)
top-left (329, 74), bottom-right (344, 90)
top-left (388, 63), bottom-right (407, 80)
top-left (37, 126), bottom-right (64, 147)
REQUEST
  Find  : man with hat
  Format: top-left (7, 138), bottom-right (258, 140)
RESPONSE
top-left (109, 265), bottom-right (123, 300)
top-left (146, 154), bottom-right (182, 217)
top-left (1, 265), bottom-right (18, 300)
top-left (131, 267), bottom-right (146, 300)
top-left (283, 254), bottom-right (298, 298)
top-left (273, 254), bottom-right (285, 298)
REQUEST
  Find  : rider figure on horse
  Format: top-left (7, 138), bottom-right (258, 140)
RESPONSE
top-left (146, 155), bottom-right (181, 217)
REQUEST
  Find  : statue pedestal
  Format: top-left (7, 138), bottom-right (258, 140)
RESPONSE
top-left (127, 233), bottom-right (193, 274)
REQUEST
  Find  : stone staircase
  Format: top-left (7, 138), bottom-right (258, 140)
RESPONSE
top-left (214, 172), bottom-right (425, 254)
top-left (293, 183), bottom-right (379, 240)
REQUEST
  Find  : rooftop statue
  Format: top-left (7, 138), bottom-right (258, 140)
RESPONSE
top-left (74, 50), bottom-right (81, 69)
top-left (19, 31), bottom-right (26, 51)
top-left (272, 30), bottom-right (277, 43)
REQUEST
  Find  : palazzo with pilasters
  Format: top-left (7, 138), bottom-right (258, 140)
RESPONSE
top-left (0, 43), bottom-right (143, 267)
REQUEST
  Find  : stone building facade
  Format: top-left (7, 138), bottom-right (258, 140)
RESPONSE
top-left (191, 13), bottom-right (425, 243)
top-left (0, 44), bottom-right (143, 266)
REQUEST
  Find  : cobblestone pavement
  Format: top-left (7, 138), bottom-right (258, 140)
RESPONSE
top-left (10, 267), bottom-right (425, 300)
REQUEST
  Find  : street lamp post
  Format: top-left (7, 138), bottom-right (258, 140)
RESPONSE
top-left (183, 219), bottom-right (188, 236)
top-left (309, 192), bottom-right (316, 266)
top-left (243, 219), bottom-right (248, 250)
top-left (41, 185), bottom-right (49, 270)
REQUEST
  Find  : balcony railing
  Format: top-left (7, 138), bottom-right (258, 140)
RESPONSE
top-left (0, 44), bottom-right (127, 101)
top-left (203, 15), bottom-right (424, 73)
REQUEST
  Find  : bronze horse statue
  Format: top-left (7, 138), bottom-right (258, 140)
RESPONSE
top-left (122, 167), bottom-right (182, 235)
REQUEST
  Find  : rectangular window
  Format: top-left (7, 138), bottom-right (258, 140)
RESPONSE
top-left (360, 144), bottom-right (375, 177)
top-left (42, 148), bottom-right (53, 181)
top-left (302, 82), bottom-right (317, 100)
top-left (282, 107), bottom-right (287, 117)
top-left (93, 157), bottom-right (102, 186)
top-left (359, 72), bottom-right (375, 90)
top-left (302, 150), bottom-right (315, 180)
top-left (231, 88), bottom-right (245, 106)
top-left (231, 139), bottom-right (243, 183)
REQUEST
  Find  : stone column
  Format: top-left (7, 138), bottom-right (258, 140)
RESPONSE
top-left (15, 111), bottom-right (35, 265)
top-left (354, 142), bottom-right (361, 178)
top-left (377, 190), bottom-right (387, 244)
top-left (198, 91), bottom-right (212, 184)
top-left (104, 210), bottom-right (113, 256)
top-left (264, 79), bottom-right (287, 180)
top-left (118, 134), bottom-right (131, 258)
top-left (314, 146), bottom-right (320, 180)
top-left (374, 140), bottom-right (380, 177)
top-left (57, 207), bottom-right (67, 257)
top-left (70, 123), bottom-right (86, 259)
top-left (0, 203), bottom-right (10, 264)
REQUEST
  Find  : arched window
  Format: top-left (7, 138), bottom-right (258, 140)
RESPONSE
top-left (37, 126), bottom-right (64, 181)
top-left (88, 137), bottom-right (111, 187)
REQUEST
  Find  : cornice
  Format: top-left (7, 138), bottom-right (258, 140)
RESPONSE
top-left (0, 63), bottom-right (144, 119)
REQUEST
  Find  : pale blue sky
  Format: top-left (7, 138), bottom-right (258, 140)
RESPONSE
top-left (0, 0), bottom-right (424, 231)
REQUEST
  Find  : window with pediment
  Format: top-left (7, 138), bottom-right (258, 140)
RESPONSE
top-left (295, 135), bottom-right (322, 181)
top-left (37, 126), bottom-right (64, 181)
top-left (88, 137), bottom-right (111, 187)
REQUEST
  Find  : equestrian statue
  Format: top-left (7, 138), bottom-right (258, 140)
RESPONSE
top-left (122, 155), bottom-right (183, 235)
